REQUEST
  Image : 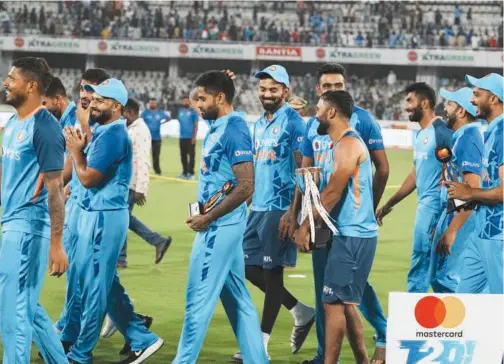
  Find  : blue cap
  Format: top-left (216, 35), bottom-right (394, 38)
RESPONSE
top-left (440, 87), bottom-right (478, 117)
top-left (254, 65), bottom-right (290, 88)
top-left (84, 78), bottom-right (128, 107)
top-left (465, 73), bottom-right (503, 102)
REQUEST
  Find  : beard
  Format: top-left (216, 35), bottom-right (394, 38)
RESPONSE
top-left (317, 119), bottom-right (330, 135)
top-left (5, 89), bottom-right (27, 109)
top-left (476, 103), bottom-right (491, 120)
top-left (201, 104), bottom-right (219, 121)
top-left (48, 106), bottom-right (62, 120)
top-left (446, 112), bottom-right (457, 129)
top-left (407, 105), bottom-right (423, 122)
top-left (90, 107), bottom-right (112, 124)
top-left (260, 97), bottom-right (282, 113)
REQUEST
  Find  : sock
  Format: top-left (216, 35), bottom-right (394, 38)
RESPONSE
top-left (290, 301), bottom-right (315, 326)
top-left (262, 332), bottom-right (270, 356)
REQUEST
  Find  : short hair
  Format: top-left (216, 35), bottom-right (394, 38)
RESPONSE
top-left (181, 94), bottom-right (190, 100)
top-left (12, 57), bottom-right (52, 94)
top-left (81, 68), bottom-right (110, 85)
top-left (45, 76), bottom-right (67, 98)
top-left (317, 63), bottom-right (347, 83)
top-left (125, 98), bottom-right (140, 114)
top-left (149, 97), bottom-right (157, 101)
top-left (320, 90), bottom-right (354, 119)
top-left (404, 82), bottom-right (437, 109)
top-left (195, 71), bottom-right (235, 104)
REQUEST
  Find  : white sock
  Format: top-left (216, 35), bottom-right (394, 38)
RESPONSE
top-left (262, 332), bottom-right (270, 356)
top-left (290, 301), bottom-right (315, 326)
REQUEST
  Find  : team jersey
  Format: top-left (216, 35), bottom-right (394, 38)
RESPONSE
top-left (177, 107), bottom-right (199, 139)
top-left (78, 119), bottom-right (132, 211)
top-left (413, 118), bottom-right (453, 211)
top-left (323, 130), bottom-right (378, 238)
top-left (198, 111), bottom-right (253, 226)
top-left (60, 101), bottom-right (77, 130)
top-left (251, 103), bottom-right (305, 211)
top-left (1, 108), bottom-right (65, 238)
top-left (479, 115), bottom-right (503, 240)
top-left (440, 122), bottom-right (484, 210)
top-left (141, 109), bottom-right (168, 141)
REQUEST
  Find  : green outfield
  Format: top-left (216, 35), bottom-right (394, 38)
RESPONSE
top-left (26, 138), bottom-right (417, 363)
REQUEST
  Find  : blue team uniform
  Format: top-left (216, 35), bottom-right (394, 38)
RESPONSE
top-left (243, 103), bottom-right (304, 269)
top-left (174, 112), bottom-right (268, 364)
top-left (301, 106), bottom-right (387, 361)
top-left (68, 120), bottom-right (159, 363)
top-left (458, 115), bottom-right (503, 294)
top-left (177, 107), bottom-right (199, 139)
top-left (141, 109), bottom-right (168, 141)
top-left (321, 129), bottom-right (378, 306)
top-left (430, 122), bottom-right (484, 293)
top-left (409, 118), bottom-right (453, 293)
top-left (0, 108), bottom-right (68, 364)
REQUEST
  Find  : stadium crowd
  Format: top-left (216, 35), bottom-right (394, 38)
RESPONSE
top-left (0, 1), bottom-right (502, 49)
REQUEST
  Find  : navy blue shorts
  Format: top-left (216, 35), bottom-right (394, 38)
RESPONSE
top-left (323, 235), bottom-right (377, 304)
top-left (243, 211), bottom-right (297, 269)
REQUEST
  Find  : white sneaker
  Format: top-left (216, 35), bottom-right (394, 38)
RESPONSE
top-left (101, 314), bottom-right (118, 338)
top-left (231, 351), bottom-right (270, 362)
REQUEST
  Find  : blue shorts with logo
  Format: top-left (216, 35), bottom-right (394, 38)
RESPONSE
top-left (323, 235), bottom-right (377, 304)
top-left (243, 211), bottom-right (297, 269)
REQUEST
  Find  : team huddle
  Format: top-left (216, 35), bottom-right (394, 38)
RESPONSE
top-left (0, 56), bottom-right (502, 364)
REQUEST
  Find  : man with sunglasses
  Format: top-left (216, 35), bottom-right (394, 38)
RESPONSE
top-left (64, 78), bottom-right (163, 364)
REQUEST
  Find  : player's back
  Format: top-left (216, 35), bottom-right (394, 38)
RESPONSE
top-left (327, 130), bottom-right (378, 238)
top-left (414, 118), bottom-right (453, 210)
top-left (198, 112), bottom-right (253, 226)
top-left (1, 108), bottom-right (64, 238)
top-left (60, 101), bottom-right (77, 130)
top-left (79, 120), bottom-right (132, 211)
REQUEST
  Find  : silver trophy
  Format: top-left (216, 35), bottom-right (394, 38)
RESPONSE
top-left (295, 167), bottom-right (338, 249)
top-left (435, 146), bottom-right (475, 213)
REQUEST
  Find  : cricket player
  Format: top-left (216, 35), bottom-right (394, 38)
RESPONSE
top-left (173, 71), bottom-right (268, 364)
top-left (376, 82), bottom-right (453, 293)
top-left (141, 97), bottom-right (169, 175)
top-left (64, 78), bottom-right (163, 364)
top-left (233, 65), bottom-right (315, 362)
top-left (294, 90), bottom-right (378, 364)
top-left (430, 87), bottom-right (484, 293)
top-left (283, 64), bottom-right (389, 364)
top-left (176, 94), bottom-right (200, 180)
top-left (448, 73), bottom-right (503, 294)
top-left (1, 57), bottom-right (69, 363)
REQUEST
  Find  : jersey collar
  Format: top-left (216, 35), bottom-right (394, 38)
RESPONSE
top-left (453, 121), bottom-right (478, 139)
top-left (260, 103), bottom-right (289, 125)
top-left (486, 114), bottom-right (503, 135)
top-left (210, 111), bottom-right (238, 131)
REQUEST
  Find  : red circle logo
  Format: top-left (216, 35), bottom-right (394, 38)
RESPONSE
top-left (14, 37), bottom-right (24, 48)
top-left (98, 40), bottom-right (107, 52)
top-left (179, 43), bottom-right (189, 55)
top-left (415, 296), bottom-right (446, 329)
top-left (408, 50), bottom-right (418, 62)
top-left (316, 48), bottom-right (325, 60)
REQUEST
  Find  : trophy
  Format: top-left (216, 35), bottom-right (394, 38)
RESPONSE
top-left (189, 181), bottom-right (235, 217)
top-left (295, 167), bottom-right (338, 250)
top-left (435, 146), bottom-right (475, 214)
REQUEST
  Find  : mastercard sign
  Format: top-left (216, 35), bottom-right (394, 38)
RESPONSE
top-left (415, 296), bottom-right (465, 329)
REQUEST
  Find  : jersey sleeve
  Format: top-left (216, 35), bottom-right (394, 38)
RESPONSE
top-left (456, 129), bottom-right (484, 175)
top-left (288, 116), bottom-right (305, 151)
top-left (33, 115), bottom-right (65, 172)
top-left (301, 117), bottom-right (314, 157)
top-left (356, 109), bottom-right (384, 150)
top-left (495, 123), bottom-right (503, 167)
top-left (87, 128), bottom-right (128, 174)
top-left (223, 117), bottom-right (254, 166)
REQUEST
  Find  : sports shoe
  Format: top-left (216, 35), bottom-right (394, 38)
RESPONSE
top-left (176, 173), bottom-right (186, 179)
top-left (185, 173), bottom-right (195, 180)
top-left (117, 261), bottom-right (128, 269)
top-left (155, 237), bottom-right (172, 264)
top-left (120, 315), bottom-right (154, 355)
top-left (119, 338), bottom-right (164, 364)
top-left (291, 314), bottom-right (316, 354)
top-left (230, 351), bottom-right (270, 362)
top-left (101, 314), bottom-right (117, 338)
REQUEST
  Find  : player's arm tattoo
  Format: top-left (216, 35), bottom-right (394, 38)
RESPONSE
top-left (293, 150), bottom-right (303, 168)
top-left (205, 162), bottom-right (254, 223)
top-left (43, 170), bottom-right (65, 245)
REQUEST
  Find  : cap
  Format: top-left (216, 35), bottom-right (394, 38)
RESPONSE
top-left (84, 78), bottom-right (128, 106)
top-left (465, 73), bottom-right (503, 102)
top-left (254, 65), bottom-right (290, 88)
top-left (439, 87), bottom-right (477, 117)
top-left (288, 96), bottom-right (308, 109)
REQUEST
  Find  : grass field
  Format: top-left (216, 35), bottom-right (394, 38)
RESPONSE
top-left (28, 138), bottom-right (417, 363)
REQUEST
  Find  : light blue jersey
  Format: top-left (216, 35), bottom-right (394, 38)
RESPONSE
top-left (324, 130), bottom-right (378, 238)
top-left (198, 111), bottom-right (253, 226)
top-left (141, 109), bottom-right (168, 141)
top-left (1, 108), bottom-right (65, 238)
top-left (60, 101), bottom-right (77, 130)
top-left (479, 115), bottom-right (503, 240)
top-left (78, 119), bottom-right (132, 211)
top-left (413, 118), bottom-right (453, 211)
top-left (251, 103), bottom-right (305, 211)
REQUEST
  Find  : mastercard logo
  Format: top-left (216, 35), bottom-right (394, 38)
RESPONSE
top-left (415, 296), bottom-right (465, 329)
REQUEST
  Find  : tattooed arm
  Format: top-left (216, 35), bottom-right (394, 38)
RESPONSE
top-left (293, 150), bottom-right (303, 169)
